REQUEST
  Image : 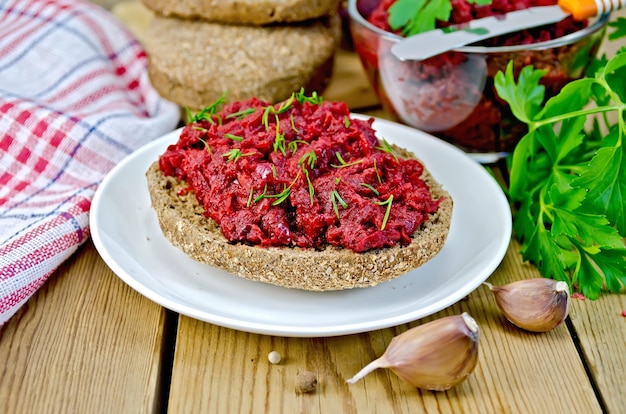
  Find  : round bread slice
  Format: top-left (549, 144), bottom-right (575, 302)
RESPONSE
top-left (144, 14), bottom-right (339, 112)
top-left (145, 148), bottom-right (453, 291)
top-left (141, 0), bottom-right (341, 25)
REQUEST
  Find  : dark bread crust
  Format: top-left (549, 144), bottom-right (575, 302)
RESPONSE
top-left (144, 14), bottom-right (339, 112)
top-left (141, 0), bottom-right (341, 25)
top-left (146, 146), bottom-right (453, 291)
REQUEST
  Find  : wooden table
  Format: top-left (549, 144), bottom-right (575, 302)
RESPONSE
top-left (1, 3), bottom-right (625, 413)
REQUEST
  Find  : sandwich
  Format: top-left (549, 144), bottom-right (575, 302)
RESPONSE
top-left (146, 91), bottom-right (453, 290)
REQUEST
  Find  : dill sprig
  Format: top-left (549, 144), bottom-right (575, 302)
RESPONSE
top-left (287, 139), bottom-right (308, 154)
top-left (197, 136), bottom-right (212, 154)
top-left (359, 182), bottom-right (379, 195)
top-left (186, 91), bottom-right (227, 124)
top-left (253, 172), bottom-right (301, 206)
top-left (247, 187), bottom-right (254, 207)
top-left (298, 150), bottom-right (317, 169)
top-left (290, 114), bottom-right (300, 133)
top-left (274, 128), bottom-right (286, 155)
top-left (294, 88), bottom-right (323, 105)
top-left (374, 195), bottom-right (394, 230)
top-left (332, 151), bottom-right (364, 168)
top-left (303, 169), bottom-right (315, 205)
top-left (373, 159), bottom-right (382, 183)
top-left (375, 138), bottom-right (399, 163)
top-left (330, 190), bottom-right (348, 219)
top-left (253, 184), bottom-right (269, 203)
top-left (222, 149), bottom-right (255, 162)
top-left (271, 185), bottom-right (292, 206)
top-left (224, 133), bottom-right (244, 142)
top-left (225, 107), bottom-right (256, 120)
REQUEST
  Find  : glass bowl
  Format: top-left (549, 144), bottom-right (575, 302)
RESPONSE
top-left (347, 0), bottom-right (609, 162)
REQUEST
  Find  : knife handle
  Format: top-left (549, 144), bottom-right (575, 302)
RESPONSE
top-left (559, 0), bottom-right (624, 20)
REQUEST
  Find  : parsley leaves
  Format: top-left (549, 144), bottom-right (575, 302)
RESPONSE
top-left (388, 0), bottom-right (492, 37)
top-left (494, 42), bottom-right (626, 299)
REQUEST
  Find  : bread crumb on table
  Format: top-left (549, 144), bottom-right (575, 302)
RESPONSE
top-left (295, 371), bottom-right (318, 393)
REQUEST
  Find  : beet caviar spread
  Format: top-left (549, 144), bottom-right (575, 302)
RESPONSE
top-left (159, 92), bottom-right (442, 253)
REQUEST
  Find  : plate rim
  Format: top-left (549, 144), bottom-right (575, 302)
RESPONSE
top-left (91, 114), bottom-right (512, 337)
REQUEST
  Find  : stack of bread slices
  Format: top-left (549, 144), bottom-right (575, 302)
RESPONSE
top-left (141, 0), bottom-right (342, 112)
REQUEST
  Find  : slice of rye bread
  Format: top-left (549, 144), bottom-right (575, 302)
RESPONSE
top-left (145, 148), bottom-right (453, 291)
top-left (141, 0), bottom-right (341, 25)
top-left (144, 14), bottom-right (340, 112)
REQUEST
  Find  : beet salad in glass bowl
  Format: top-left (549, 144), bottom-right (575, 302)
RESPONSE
top-left (347, 0), bottom-right (610, 162)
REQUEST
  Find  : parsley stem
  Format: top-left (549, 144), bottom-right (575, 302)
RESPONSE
top-left (533, 104), bottom-right (624, 131)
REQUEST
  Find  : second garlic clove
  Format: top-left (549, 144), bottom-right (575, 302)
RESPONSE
top-left (485, 278), bottom-right (571, 332)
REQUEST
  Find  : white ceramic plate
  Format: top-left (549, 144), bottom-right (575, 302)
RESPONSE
top-left (91, 115), bottom-right (511, 337)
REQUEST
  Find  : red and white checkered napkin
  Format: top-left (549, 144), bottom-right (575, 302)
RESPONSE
top-left (0, 0), bottom-right (181, 324)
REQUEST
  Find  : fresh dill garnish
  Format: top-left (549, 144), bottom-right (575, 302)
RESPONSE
top-left (262, 106), bottom-right (272, 131)
top-left (254, 172), bottom-right (301, 206)
top-left (225, 107), bottom-right (256, 119)
top-left (294, 88), bottom-right (323, 105)
top-left (298, 150), bottom-right (317, 169)
top-left (274, 128), bottom-right (286, 155)
top-left (374, 195), bottom-right (394, 230)
top-left (276, 96), bottom-right (295, 114)
top-left (359, 182), bottom-right (379, 195)
top-left (290, 114), bottom-right (300, 133)
top-left (261, 106), bottom-right (287, 155)
top-left (331, 151), bottom-right (364, 168)
top-left (222, 148), bottom-right (254, 162)
top-left (303, 168), bottom-right (315, 205)
top-left (253, 184), bottom-right (268, 203)
top-left (247, 187), bottom-right (254, 207)
top-left (287, 139), bottom-right (308, 154)
top-left (197, 136), bottom-right (212, 154)
top-left (186, 91), bottom-right (228, 124)
top-left (373, 159), bottom-right (382, 183)
top-left (271, 184), bottom-right (292, 206)
top-left (224, 133), bottom-right (244, 142)
top-left (375, 138), bottom-right (399, 163)
top-left (335, 152), bottom-right (348, 165)
top-left (262, 98), bottom-right (294, 130)
top-left (330, 190), bottom-right (348, 219)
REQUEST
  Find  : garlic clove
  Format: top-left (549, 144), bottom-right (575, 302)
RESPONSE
top-left (347, 313), bottom-right (479, 391)
top-left (484, 278), bottom-right (570, 332)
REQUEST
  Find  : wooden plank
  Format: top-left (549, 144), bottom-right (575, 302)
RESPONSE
top-left (0, 242), bottom-right (165, 414)
top-left (167, 240), bottom-right (602, 414)
top-left (323, 49), bottom-right (380, 111)
top-left (111, 1), bottom-right (153, 42)
top-left (569, 295), bottom-right (626, 414)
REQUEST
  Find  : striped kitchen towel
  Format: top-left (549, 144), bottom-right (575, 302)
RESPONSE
top-left (0, 0), bottom-right (180, 325)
